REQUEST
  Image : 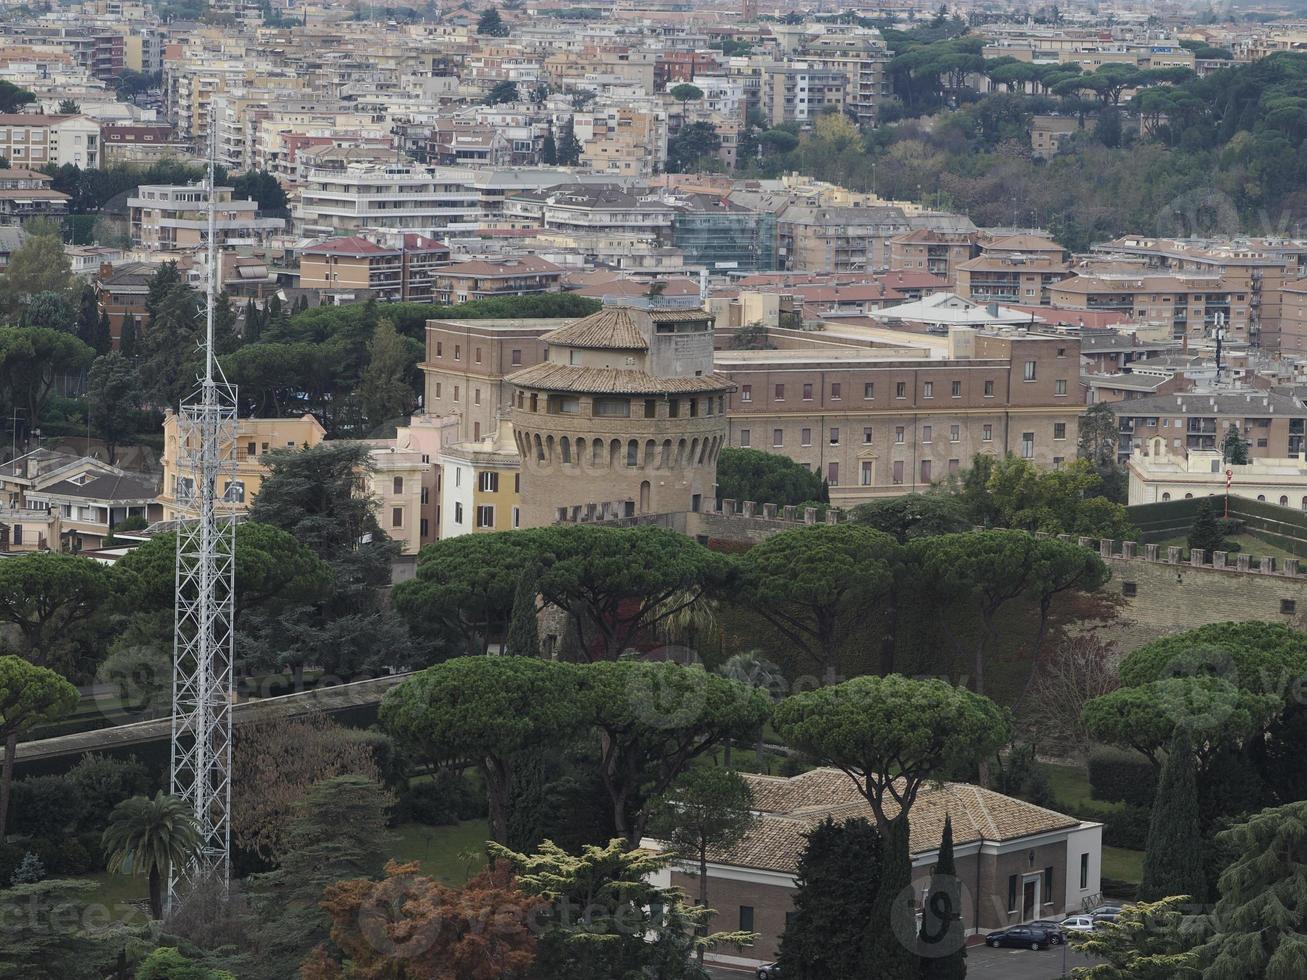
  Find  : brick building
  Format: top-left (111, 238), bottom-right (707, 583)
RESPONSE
top-left (1109, 390), bottom-right (1307, 463)
top-left (650, 768), bottom-right (1102, 971)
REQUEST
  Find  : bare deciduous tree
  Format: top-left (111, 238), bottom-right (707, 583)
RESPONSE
top-left (232, 712), bottom-right (381, 862)
top-left (1026, 634), bottom-right (1120, 754)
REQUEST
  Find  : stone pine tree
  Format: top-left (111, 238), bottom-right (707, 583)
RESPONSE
top-left (504, 563), bottom-right (540, 656)
top-left (778, 817), bottom-right (883, 980)
top-left (1221, 423), bottom-right (1249, 465)
top-left (1139, 726), bottom-right (1206, 903)
top-left (1187, 498), bottom-right (1225, 556)
top-left (920, 814), bottom-right (966, 980)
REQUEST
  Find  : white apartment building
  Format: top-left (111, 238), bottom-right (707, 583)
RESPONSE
top-left (0, 113), bottom-right (101, 168)
top-left (128, 184), bottom-right (285, 250)
top-left (294, 164), bottom-right (483, 238)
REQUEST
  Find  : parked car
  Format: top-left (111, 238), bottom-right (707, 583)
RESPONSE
top-left (984, 924), bottom-right (1059, 950)
top-left (756, 964), bottom-right (781, 979)
top-left (1030, 919), bottom-right (1067, 943)
top-left (1089, 904), bottom-right (1123, 923)
top-left (1061, 915), bottom-right (1098, 933)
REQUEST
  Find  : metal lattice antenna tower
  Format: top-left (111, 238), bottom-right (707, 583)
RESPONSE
top-left (168, 118), bottom-right (238, 911)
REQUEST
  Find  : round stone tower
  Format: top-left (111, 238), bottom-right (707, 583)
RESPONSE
top-left (508, 305), bottom-right (735, 527)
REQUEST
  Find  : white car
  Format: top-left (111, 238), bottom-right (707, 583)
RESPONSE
top-left (1061, 915), bottom-right (1097, 933)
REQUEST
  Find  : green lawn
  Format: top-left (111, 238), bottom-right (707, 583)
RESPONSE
top-left (1102, 846), bottom-right (1144, 885)
top-left (1155, 532), bottom-right (1299, 562)
top-left (390, 820), bottom-right (490, 885)
top-left (82, 871), bottom-right (151, 925)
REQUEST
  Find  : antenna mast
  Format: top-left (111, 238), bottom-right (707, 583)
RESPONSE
top-left (168, 117), bottom-right (238, 910)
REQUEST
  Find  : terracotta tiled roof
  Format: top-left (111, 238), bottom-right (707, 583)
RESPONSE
top-left (506, 361), bottom-right (735, 395)
top-left (540, 307), bottom-right (649, 350)
top-left (702, 768), bottom-right (1082, 875)
top-left (302, 235), bottom-right (391, 256)
top-left (439, 256), bottom-right (562, 277)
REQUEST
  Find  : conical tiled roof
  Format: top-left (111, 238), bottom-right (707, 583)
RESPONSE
top-left (539, 307), bottom-right (649, 351)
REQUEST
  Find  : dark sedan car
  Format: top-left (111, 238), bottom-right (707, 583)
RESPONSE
top-left (1030, 919), bottom-right (1067, 944)
top-left (756, 964), bottom-right (781, 979)
top-left (984, 924), bottom-right (1059, 950)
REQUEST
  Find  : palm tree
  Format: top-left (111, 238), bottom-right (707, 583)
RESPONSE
top-left (102, 792), bottom-right (202, 919)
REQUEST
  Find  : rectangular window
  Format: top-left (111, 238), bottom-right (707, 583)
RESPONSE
top-left (802, 382), bottom-right (813, 401)
top-left (983, 424), bottom-right (993, 442)
top-left (246, 441), bottom-right (256, 457)
top-left (864, 382), bottom-right (875, 399)
top-left (774, 384), bottom-right (785, 401)
top-left (921, 459), bottom-right (932, 483)
top-left (773, 428), bottom-right (783, 447)
top-left (436, 341), bottom-right (443, 357)
top-left (863, 427), bottom-right (873, 444)
top-left (391, 507), bottom-right (403, 528)
top-left (393, 476), bottom-right (404, 495)
top-left (892, 459), bottom-right (904, 485)
top-left (475, 505), bottom-right (495, 528)
top-left (740, 429), bottom-right (751, 447)
top-left (513, 507), bottom-right (520, 528)
top-left (421, 487), bottom-right (429, 504)
top-left (1024, 361), bottom-right (1036, 381)
top-left (1055, 379), bottom-right (1068, 396)
top-left (1054, 422), bottom-right (1067, 440)
top-left (895, 426), bottom-right (905, 444)
top-left (474, 389), bottom-right (482, 406)
top-left (739, 906), bottom-right (754, 933)
top-left (948, 458), bottom-right (960, 474)
top-left (861, 461), bottom-right (872, 485)
top-left (1008, 875), bottom-right (1018, 913)
top-left (922, 425), bottom-right (932, 443)
top-left (829, 427), bottom-right (839, 445)
top-left (949, 424), bottom-right (960, 443)
top-left (454, 501), bottom-right (463, 524)
top-left (514, 474), bottom-right (520, 493)
top-left (827, 462), bottom-right (838, 485)
top-left (511, 348), bottom-right (522, 365)
top-left (984, 380), bottom-right (995, 397)
top-left (741, 384), bottom-right (752, 402)
top-left (801, 428), bottom-right (812, 447)
top-left (951, 380), bottom-right (961, 397)
top-left (1123, 581), bottom-right (1137, 597)
top-left (593, 398), bottom-right (631, 417)
top-left (454, 344), bottom-right (461, 360)
top-left (454, 386), bottom-right (460, 401)
top-left (895, 381), bottom-right (907, 399)
top-left (1080, 853), bottom-right (1089, 890)
top-left (1044, 867), bottom-right (1054, 904)
top-left (1282, 599), bottom-right (1296, 615)
top-left (645, 399), bottom-right (656, 419)
top-left (830, 382), bottom-right (841, 400)
top-left (475, 347), bottom-right (482, 363)
top-left (420, 518), bottom-right (428, 537)
top-left (1021, 432), bottom-right (1035, 458)
top-left (479, 472), bottom-right (499, 493)
top-left (923, 381), bottom-right (934, 398)
top-left (435, 382), bottom-right (442, 398)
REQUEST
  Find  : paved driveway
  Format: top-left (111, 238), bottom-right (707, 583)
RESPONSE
top-left (709, 944), bottom-right (1100, 980)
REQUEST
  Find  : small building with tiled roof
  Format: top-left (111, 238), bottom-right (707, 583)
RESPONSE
top-left (649, 767), bottom-right (1103, 970)
top-left (507, 304), bottom-right (735, 526)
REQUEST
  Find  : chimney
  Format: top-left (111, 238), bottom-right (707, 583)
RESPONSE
top-left (98, 261), bottom-right (113, 278)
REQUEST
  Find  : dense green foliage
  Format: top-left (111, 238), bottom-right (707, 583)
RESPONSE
top-left (778, 817), bottom-right (884, 979)
top-left (715, 447), bottom-right (828, 506)
top-left (1139, 728), bottom-right (1206, 902)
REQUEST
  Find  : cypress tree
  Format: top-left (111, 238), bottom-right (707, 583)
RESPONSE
top-left (119, 313), bottom-right (137, 358)
top-left (505, 563), bottom-right (541, 656)
top-left (920, 814), bottom-right (966, 980)
top-left (1140, 726), bottom-right (1206, 902)
top-left (778, 817), bottom-right (883, 980)
top-left (865, 817), bottom-right (918, 980)
top-left (1186, 498), bottom-right (1224, 556)
top-left (92, 309), bottom-right (112, 356)
top-left (541, 127), bottom-right (558, 166)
